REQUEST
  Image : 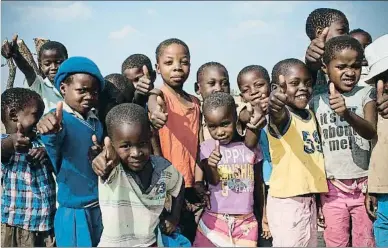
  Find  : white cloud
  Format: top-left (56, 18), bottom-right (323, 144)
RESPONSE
top-left (108, 25), bottom-right (139, 40)
top-left (146, 8), bottom-right (157, 16)
top-left (18, 2), bottom-right (92, 22)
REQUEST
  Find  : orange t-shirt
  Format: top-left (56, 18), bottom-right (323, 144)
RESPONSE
top-left (158, 85), bottom-right (200, 188)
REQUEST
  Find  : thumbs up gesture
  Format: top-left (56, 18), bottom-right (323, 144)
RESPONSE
top-left (305, 27), bottom-right (329, 65)
top-left (1, 34), bottom-right (19, 59)
top-left (149, 95), bottom-right (168, 129)
top-left (329, 83), bottom-right (348, 117)
top-left (37, 101), bottom-right (63, 135)
top-left (269, 75), bottom-right (288, 113)
top-left (135, 65), bottom-right (154, 95)
top-left (246, 102), bottom-right (267, 130)
top-left (12, 122), bottom-right (31, 153)
top-left (208, 140), bottom-right (222, 168)
top-left (376, 80), bottom-right (388, 119)
top-left (92, 136), bottom-right (119, 178)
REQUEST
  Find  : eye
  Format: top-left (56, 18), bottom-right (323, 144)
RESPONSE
top-left (336, 65), bottom-right (346, 70)
top-left (120, 144), bottom-right (130, 149)
top-left (289, 81), bottom-right (299, 86)
top-left (164, 61), bottom-right (173, 65)
top-left (207, 81), bottom-right (215, 86)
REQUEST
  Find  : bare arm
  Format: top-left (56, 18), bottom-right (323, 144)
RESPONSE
top-left (343, 101), bottom-right (377, 140)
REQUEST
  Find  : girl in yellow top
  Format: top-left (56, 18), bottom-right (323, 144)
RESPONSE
top-left (267, 59), bottom-right (328, 247)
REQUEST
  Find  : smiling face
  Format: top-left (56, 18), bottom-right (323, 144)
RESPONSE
top-left (39, 49), bottom-right (66, 82)
top-left (196, 66), bottom-right (230, 98)
top-left (238, 70), bottom-right (270, 105)
top-left (323, 48), bottom-right (362, 93)
top-left (204, 106), bottom-right (236, 145)
top-left (156, 43), bottom-right (190, 89)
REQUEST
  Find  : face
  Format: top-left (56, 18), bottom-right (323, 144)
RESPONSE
top-left (204, 106), bottom-right (236, 145)
top-left (156, 44), bottom-right (190, 89)
top-left (60, 74), bottom-right (100, 115)
top-left (323, 49), bottom-right (362, 93)
top-left (99, 87), bottom-right (134, 123)
top-left (111, 122), bottom-right (151, 172)
top-left (238, 70), bottom-right (270, 105)
top-left (325, 18), bottom-right (349, 41)
top-left (39, 49), bottom-right (66, 82)
top-left (123, 67), bottom-right (156, 87)
top-left (282, 64), bottom-right (313, 110)
top-left (196, 67), bottom-right (230, 98)
top-left (9, 100), bottom-right (42, 135)
top-left (351, 33), bottom-right (371, 66)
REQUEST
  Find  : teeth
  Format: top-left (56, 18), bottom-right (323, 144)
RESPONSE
top-left (297, 95), bottom-right (307, 99)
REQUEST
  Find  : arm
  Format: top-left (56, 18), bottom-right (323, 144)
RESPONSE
top-left (150, 127), bottom-right (162, 156)
top-left (253, 161), bottom-right (265, 220)
top-left (201, 158), bottom-right (220, 186)
top-left (1, 136), bottom-right (16, 161)
top-left (343, 101), bottom-right (377, 140)
top-left (167, 181), bottom-right (185, 226)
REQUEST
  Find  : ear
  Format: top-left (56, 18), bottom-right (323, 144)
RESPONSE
top-left (59, 82), bottom-right (67, 96)
top-left (155, 63), bottom-right (161, 74)
top-left (194, 82), bottom-right (200, 95)
top-left (9, 108), bottom-right (18, 122)
top-left (321, 63), bottom-right (328, 75)
top-left (315, 28), bottom-right (323, 39)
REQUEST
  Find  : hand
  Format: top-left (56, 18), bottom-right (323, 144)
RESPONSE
top-left (259, 94), bottom-right (269, 113)
top-left (261, 215), bottom-right (272, 240)
top-left (269, 75), bottom-right (288, 114)
top-left (305, 27), bottom-right (329, 65)
top-left (376, 80), bottom-right (388, 119)
top-left (208, 140), bottom-right (221, 168)
top-left (246, 102), bottom-right (267, 130)
top-left (364, 192), bottom-right (377, 220)
top-left (91, 136), bottom-right (119, 178)
top-left (36, 102), bottom-right (63, 134)
top-left (1, 34), bottom-right (18, 59)
top-left (27, 147), bottom-right (48, 164)
top-left (149, 95), bottom-right (168, 129)
top-left (194, 181), bottom-right (211, 209)
top-left (329, 83), bottom-right (348, 117)
top-left (12, 122), bottom-right (31, 153)
top-left (317, 204), bottom-right (326, 228)
top-left (135, 65), bottom-right (154, 95)
top-left (88, 134), bottom-right (103, 164)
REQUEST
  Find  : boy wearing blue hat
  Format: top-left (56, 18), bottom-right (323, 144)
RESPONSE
top-left (36, 56), bottom-right (105, 247)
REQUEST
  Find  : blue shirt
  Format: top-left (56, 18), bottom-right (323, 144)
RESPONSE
top-left (259, 127), bottom-right (272, 184)
top-left (1, 134), bottom-right (56, 231)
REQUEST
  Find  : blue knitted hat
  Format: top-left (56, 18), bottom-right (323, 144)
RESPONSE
top-left (54, 56), bottom-right (105, 91)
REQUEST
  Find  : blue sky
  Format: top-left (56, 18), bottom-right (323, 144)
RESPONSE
top-left (2, 1), bottom-right (388, 95)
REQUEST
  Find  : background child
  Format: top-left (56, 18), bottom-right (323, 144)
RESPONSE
top-left (1, 36), bottom-right (68, 114)
top-left (121, 53), bottom-right (156, 106)
top-left (312, 35), bottom-right (377, 247)
top-left (95, 103), bottom-right (184, 247)
top-left (363, 34), bottom-right (388, 247)
top-left (36, 56), bottom-right (105, 247)
top-left (237, 65), bottom-right (272, 246)
top-left (193, 92), bottom-right (263, 247)
top-left (267, 58), bottom-right (328, 247)
top-left (350, 28), bottom-right (373, 81)
top-left (147, 38), bottom-right (201, 242)
top-left (1, 88), bottom-right (56, 247)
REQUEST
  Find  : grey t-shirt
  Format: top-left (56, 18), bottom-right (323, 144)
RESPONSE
top-left (312, 84), bottom-right (375, 179)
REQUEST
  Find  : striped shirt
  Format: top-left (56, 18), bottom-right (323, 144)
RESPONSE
top-left (1, 134), bottom-right (56, 231)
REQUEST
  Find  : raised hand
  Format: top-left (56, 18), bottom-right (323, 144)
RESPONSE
top-left (329, 83), bottom-right (348, 117)
top-left (246, 102), bottom-right (267, 130)
top-left (1, 34), bottom-right (18, 59)
top-left (135, 65), bottom-right (154, 95)
top-left (305, 27), bottom-right (329, 65)
top-left (37, 101), bottom-right (63, 134)
top-left (12, 122), bottom-right (31, 153)
top-left (376, 80), bottom-right (388, 119)
top-left (269, 75), bottom-right (288, 114)
top-left (91, 136), bottom-right (119, 178)
top-left (208, 140), bottom-right (222, 168)
top-left (28, 147), bottom-right (48, 164)
top-left (149, 95), bottom-right (168, 129)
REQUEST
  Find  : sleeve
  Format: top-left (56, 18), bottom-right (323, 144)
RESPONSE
top-left (167, 165), bottom-right (184, 198)
top-left (236, 101), bottom-right (248, 137)
top-left (25, 75), bottom-right (44, 93)
top-left (199, 140), bottom-right (212, 162)
top-left (362, 85), bottom-right (376, 108)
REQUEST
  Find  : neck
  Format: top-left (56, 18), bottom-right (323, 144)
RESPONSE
top-left (289, 106), bottom-right (309, 120)
top-left (163, 82), bottom-right (186, 97)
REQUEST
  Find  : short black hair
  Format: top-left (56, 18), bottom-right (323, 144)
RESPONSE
top-left (350, 28), bottom-right (372, 42)
top-left (1, 88), bottom-right (45, 123)
top-left (38, 41), bottom-right (68, 61)
top-left (121, 54), bottom-right (153, 74)
top-left (237, 65), bottom-right (270, 85)
top-left (105, 103), bottom-right (149, 138)
top-left (104, 73), bottom-right (135, 96)
top-left (305, 8), bottom-right (349, 40)
top-left (271, 58), bottom-right (309, 85)
top-left (196, 62), bottom-right (229, 82)
top-left (155, 38), bottom-right (190, 62)
top-left (203, 92), bottom-right (236, 117)
top-left (323, 35), bottom-right (364, 64)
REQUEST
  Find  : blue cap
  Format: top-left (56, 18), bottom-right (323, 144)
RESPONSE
top-left (54, 56), bottom-right (105, 91)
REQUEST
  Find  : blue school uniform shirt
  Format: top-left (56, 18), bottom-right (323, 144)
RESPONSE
top-left (40, 102), bottom-right (104, 208)
top-left (259, 127), bottom-right (272, 185)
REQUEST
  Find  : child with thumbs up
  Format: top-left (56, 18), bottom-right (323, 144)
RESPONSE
top-left (312, 35), bottom-right (377, 247)
top-left (193, 92), bottom-right (263, 247)
top-left (36, 57), bottom-right (106, 247)
top-left (1, 88), bottom-right (56, 247)
top-left (266, 59), bottom-right (328, 247)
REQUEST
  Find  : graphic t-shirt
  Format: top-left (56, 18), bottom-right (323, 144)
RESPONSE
top-left (312, 84), bottom-right (376, 179)
top-left (200, 140), bottom-right (262, 215)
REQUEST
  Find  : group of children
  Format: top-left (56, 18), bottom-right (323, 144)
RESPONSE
top-left (1, 7), bottom-right (388, 248)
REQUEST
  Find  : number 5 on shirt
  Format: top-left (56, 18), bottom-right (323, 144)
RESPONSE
top-left (302, 130), bottom-right (322, 154)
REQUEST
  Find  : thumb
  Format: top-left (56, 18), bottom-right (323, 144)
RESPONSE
top-left (16, 122), bottom-right (24, 135)
top-left (246, 102), bottom-right (253, 115)
top-left (377, 80), bottom-right (384, 100)
top-left (278, 75), bottom-right (287, 94)
top-left (319, 27), bottom-right (329, 42)
top-left (156, 96), bottom-right (166, 112)
top-left (104, 136), bottom-right (114, 160)
top-left (92, 134), bottom-right (100, 147)
top-left (329, 83), bottom-right (338, 96)
top-left (142, 65), bottom-right (150, 79)
top-left (214, 140), bottom-right (220, 153)
top-left (56, 101), bottom-right (63, 122)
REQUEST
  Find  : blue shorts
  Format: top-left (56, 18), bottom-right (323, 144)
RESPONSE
top-left (374, 194), bottom-right (388, 247)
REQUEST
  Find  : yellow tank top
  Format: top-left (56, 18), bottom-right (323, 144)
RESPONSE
top-left (268, 110), bottom-right (328, 198)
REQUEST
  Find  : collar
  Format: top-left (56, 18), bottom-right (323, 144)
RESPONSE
top-left (61, 101), bottom-right (98, 121)
top-left (43, 76), bottom-right (63, 97)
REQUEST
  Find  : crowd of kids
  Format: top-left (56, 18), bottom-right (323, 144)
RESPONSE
top-left (1, 6), bottom-right (388, 248)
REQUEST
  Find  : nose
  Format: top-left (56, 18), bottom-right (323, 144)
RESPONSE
top-left (84, 91), bottom-right (98, 100)
top-left (345, 69), bottom-right (355, 76)
top-left (213, 83), bottom-right (222, 92)
top-left (216, 127), bottom-right (225, 137)
top-left (172, 61), bottom-right (182, 71)
top-left (130, 147), bottom-right (143, 158)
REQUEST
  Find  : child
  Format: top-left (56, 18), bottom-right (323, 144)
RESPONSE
top-left (350, 28), bottom-right (373, 80)
top-left (122, 54), bottom-right (157, 107)
top-left (36, 56), bottom-right (105, 247)
top-left (304, 8), bottom-right (349, 94)
top-left (1, 88), bottom-right (56, 247)
top-left (95, 103), bottom-right (185, 247)
top-left (267, 58), bottom-right (328, 247)
top-left (1, 36), bottom-right (68, 114)
top-left (312, 35), bottom-right (377, 247)
top-left (363, 34), bottom-right (388, 247)
top-left (193, 92), bottom-right (263, 247)
top-left (147, 38), bottom-right (201, 242)
top-left (237, 65), bottom-right (272, 246)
